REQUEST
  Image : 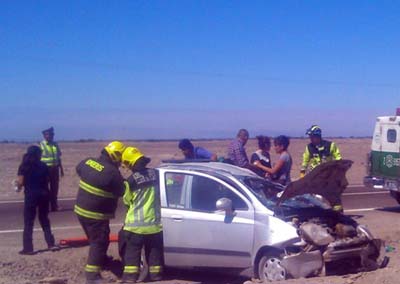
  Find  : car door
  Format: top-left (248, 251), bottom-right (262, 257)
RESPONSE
top-left (161, 171), bottom-right (254, 268)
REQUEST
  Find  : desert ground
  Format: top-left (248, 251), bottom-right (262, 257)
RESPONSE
top-left (3, 138), bottom-right (400, 284)
top-left (0, 138), bottom-right (369, 200)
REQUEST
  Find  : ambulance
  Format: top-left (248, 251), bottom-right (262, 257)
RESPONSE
top-left (364, 109), bottom-right (400, 203)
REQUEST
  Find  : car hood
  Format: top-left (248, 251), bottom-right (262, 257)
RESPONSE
top-left (277, 159), bottom-right (353, 206)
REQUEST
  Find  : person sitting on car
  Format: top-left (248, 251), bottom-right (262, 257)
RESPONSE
top-left (178, 139), bottom-right (217, 161)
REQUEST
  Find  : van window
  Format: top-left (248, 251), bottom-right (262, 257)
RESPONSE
top-left (387, 129), bottom-right (397, 143)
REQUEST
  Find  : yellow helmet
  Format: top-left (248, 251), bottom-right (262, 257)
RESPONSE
top-left (122, 147), bottom-right (144, 167)
top-left (104, 141), bottom-right (126, 163)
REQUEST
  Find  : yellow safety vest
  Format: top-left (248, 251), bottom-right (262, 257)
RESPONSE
top-left (301, 140), bottom-right (341, 173)
top-left (123, 181), bottom-right (162, 235)
top-left (40, 140), bottom-right (60, 167)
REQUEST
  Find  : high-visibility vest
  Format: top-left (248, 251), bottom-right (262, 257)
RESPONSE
top-left (40, 140), bottom-right (60, 167)
top-left (301, 140), bottom-right (341, 172)
top-left (123, 169), bottom-right (162, 235)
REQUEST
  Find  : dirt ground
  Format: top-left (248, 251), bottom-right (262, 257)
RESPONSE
top-left (2, 138), bottom-right (398, 284)
top-left (0, 209), bottom-right (399, 284)
top-left (0, 138), bottom-right (369, 200)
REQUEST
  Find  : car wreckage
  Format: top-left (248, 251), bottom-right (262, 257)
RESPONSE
top-left (158, 159), bottom-right (388, 281)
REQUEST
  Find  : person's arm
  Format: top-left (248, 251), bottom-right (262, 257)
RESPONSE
top-left (300, 146), bottom-right (310, 177)
top-left (16, 175), bottom-right (24, 191)
top-left (59, 159), bottom-right (64, 177)
top-left (254, 158), bottom-right (285, 175)
top-left (112, 172), bottom-right (126, 197)
top-left (331, 142), bottom-right (342, 160)
top-left (16, 165), bottom-right (25, 191)
top-left (56, 143), bottom-right (64, 177)
top-left (122, 181), bottom-right (131, 206)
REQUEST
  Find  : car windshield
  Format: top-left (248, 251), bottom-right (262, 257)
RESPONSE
top-left (237, 175), bottom-right (329, 211)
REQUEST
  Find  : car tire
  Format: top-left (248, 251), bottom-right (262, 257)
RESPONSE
top-left (257, 252), bottom-right (286, 281)
top-left (390, 190), bottom-right (400, 204)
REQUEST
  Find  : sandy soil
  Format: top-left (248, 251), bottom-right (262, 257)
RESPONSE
top-left (0, 209), bottom-right (399, 284)
top-left (0, 138), bottom-right (369, 200)
top-left (2, 138), bottom-right (393, 284)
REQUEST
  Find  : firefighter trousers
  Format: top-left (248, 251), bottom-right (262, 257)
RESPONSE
top-left (119, 230), bottom-right (164, 281)
top-left (77, 216), bottom-right (110, 280)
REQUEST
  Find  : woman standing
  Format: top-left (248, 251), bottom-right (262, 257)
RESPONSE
top-left (16, 145), bottom-right (56, 255)
top-left (250, 135), bottom-right (272, 178)
top-left (253, 135), bottom-right (292, 186)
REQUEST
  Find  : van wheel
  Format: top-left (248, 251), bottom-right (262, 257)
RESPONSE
top-left (257, 253), bottom-right (286, 281)
top-left (390, 191), bottom-right (400, 204)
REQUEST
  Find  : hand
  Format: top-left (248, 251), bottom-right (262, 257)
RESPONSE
top-left (60, 167), bottom-right (64, 177)
top-left (299, 171), bottom-right (305, 179)
top-left (253, 160), bottom-right (261, 166)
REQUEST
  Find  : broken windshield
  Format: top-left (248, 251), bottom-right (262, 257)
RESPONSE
top-left (239, 176), bottom-right (329, 210)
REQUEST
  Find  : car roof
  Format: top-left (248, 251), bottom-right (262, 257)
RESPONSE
top-left (157, 161), bottom-right (259, 178)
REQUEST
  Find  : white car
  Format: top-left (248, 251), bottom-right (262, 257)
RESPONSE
top-left (157, 160), bottom-right (386, 281)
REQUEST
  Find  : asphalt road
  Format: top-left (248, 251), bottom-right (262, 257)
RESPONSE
top-left (0, 185), bottom-right (398, 233)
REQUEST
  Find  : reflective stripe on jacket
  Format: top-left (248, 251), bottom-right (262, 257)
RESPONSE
top-left (301, 140), bottom-right (341, 172)
top-left (40, 140), bottom-right (61, 167)
top-left (75, 154), bottom-right (125, 220)
top-left (123, 168), bottom-right (162, 235)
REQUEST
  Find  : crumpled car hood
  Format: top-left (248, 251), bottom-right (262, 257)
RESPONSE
top-left (277, 159), bottom-right (353, 206)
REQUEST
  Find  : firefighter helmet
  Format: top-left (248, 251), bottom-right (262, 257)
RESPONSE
top-left (104, 141), bottom-right (126, 163)
top-left (122, 147), bottom-right (144, 167)
top-left (306, 125), bottom-right (322, 137)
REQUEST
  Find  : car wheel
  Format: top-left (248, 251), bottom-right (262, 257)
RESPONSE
top-left (257, 253), bottom-right (286, 281)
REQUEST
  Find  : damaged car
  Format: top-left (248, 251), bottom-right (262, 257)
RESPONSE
top-left (158, 160), bottom-right (387, 281)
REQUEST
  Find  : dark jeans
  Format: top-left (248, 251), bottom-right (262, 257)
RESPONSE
top-left (23, 194), bottom-right (55, 251)
top-left (48, 166), bottom-right (60, 211)
top-left (119, 230), bottom-right (164, 280)
top-left (78, 216), bottom-right (110, 280)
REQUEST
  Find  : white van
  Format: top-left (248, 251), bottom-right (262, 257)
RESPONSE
top-left (364, 109), bottom-right (400, 203)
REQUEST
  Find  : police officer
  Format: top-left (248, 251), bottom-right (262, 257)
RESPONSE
top-left (75, 141), bottom-right (126, 284)
top-left (119, 147), bottom-right (163, 283)
top-left (300, 125), bottom-right (343, 211)
top-left (40, 127), bottom-right (64, 212)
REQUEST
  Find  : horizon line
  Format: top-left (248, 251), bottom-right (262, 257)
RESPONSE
top-left (0, 136), bottom-right (374, 144)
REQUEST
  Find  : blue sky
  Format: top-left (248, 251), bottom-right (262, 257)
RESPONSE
top-left (1, 1), bottom-right (399, 140)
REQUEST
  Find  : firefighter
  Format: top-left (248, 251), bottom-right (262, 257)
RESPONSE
top-left (119, 147), bottom-right (163, 283)
top-left (39, 127), bottom-right (64, 212)
top-left (75, 141), bottom-right (126, 284)
top-left (300, 125), bottom-right (343, 211)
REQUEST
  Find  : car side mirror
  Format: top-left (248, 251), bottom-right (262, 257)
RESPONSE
top-left (216, 198), bottom-right (235, 215)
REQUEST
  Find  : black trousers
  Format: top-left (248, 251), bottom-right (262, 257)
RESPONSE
top-left (78, 216), bottom-right (110, 280)
top-left (119, 230), bottom-right (164, 280)
top-left (48, 166), bottom-right (60, 211)
top-left (23, 194), bottom-right (55, 251)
